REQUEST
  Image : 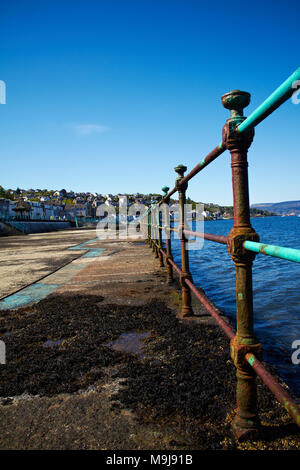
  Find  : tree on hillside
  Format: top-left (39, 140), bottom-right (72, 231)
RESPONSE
top-left (0, 185), bottom-right (14, 200)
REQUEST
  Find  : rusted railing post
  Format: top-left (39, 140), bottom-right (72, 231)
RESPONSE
top-left (162, 186), bottom-right (173, 284)
top-left (222, 90), bottom-right (262, 441)
top-left (175, 165), bottom-right (194, 318)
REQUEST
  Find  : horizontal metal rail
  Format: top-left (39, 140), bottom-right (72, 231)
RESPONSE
top-left (162, 144), bottom-right (226, 203)
top-left (143, 68), bottom-right (300, 434)
top-left (160, 67), bottom-right (300, 205)
top-left (145, 221), bottom-right (299, 255)
top-left (244, 240), bottom-right (300, 264)
top-left (160, 246), bottom-right (300, 426)
top-left (238, 67), bottom-right (300, 134)
top-left (160, 248), bottom-right (182, 275)
top-left (183, 229), bottom-right (228, 245)
top-left (176, 144), bottom-right (225, 191)
top-left (159, 249), bottom-right (300, 426)
top-left (184, 278), bottom-right (235, 340)
top-left (160, 246), bottom-right (234, 338)
top-left (158, 67), bottom-right (300, 207)
top-left (245, 353), bottom-right (300, 427)
top-left (160, 225), bottom-right (228, 245)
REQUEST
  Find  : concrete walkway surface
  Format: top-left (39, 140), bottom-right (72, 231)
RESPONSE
top-left (0, 229), bottom-right (299, 450)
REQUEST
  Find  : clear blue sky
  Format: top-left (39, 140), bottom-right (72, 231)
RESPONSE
top-left (0, 0), bottom-right (299, 205)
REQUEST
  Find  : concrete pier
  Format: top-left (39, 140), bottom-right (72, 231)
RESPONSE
top-left (0, 229), bottom-right (299, 450)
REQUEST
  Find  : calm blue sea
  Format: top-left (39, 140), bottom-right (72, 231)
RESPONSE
top-left (171, 216), bottom-right (300, 396)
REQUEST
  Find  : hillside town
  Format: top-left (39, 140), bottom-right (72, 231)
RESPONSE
top-left (0, 185), bottom-right (275, 222)
top-left (0, 186), bottom-right (153, 221)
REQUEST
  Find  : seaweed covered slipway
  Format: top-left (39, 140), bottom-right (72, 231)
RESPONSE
top-left (0, 231), bottom-right (299, 450)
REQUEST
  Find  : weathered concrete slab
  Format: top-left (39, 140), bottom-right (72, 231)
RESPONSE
top-left (0, 233), bottom-right (299, 450)
top-left (0, 229), bottom-right (99, 298)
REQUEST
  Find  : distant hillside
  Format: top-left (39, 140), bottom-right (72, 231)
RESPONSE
top-left (251, 200), bottom-right (300, 215)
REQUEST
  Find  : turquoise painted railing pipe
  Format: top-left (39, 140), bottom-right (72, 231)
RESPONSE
top-left (238, 67), bottom-right (300, 133)
top-left (244, 240), bottom-right (300, 264)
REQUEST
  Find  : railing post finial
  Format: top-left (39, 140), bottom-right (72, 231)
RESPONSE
top-left (174, 164), bottom-right (187, 189)
top-left (221, 90), bottom-right (254, 150)
top-left (161, 186), bottom-right (169, 198)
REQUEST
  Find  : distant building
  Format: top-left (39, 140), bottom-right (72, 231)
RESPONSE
top-left (64, 203), bottom-right (88, 218)
top-left (201, 210), bottom-right (210, 218)
top-left (12, 200), bottom-right (32, 219)
top-left (119, 195), bottom-right (128, 207)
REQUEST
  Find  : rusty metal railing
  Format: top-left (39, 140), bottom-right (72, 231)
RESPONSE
top-left (140, 68), bottom-right (300, 441)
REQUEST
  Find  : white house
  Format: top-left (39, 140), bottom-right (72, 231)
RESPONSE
top-left (201, 210), bottom-right (210, 218)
